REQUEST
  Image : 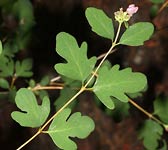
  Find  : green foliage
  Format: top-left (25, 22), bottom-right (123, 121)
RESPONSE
top-left (0, 40), bottom-right (2, 55)
top-left (85, 7), bottom-right (114, 40)
top-left (15, 58), bottom-right (33, 77)
top-left (150, 5), bottom-right (159, 18)
top-left (105, 98), bottom-right (130, 121)
top-left (8, 88), bottom-right (17, 103)
top-left (29, 79), bottom-right (36, 88)
top-left (40, 76), bottom-right (50, 86)
top-left (154, 97), bottom-right (168, 123)
top-left (119, 22), bottom-right (154, 46)
top-left (12, 0), bottom-right (35, 32)
top-left (0, 59), bottom-right (14, 77)
top-left (1, 42), bottom-right (18, 59)
top-left (11, 88), bottom-right (50, 127)
top-left (0, 78), bottom-right (9, 89)
top-left (55, 87), bottom-right (77, 110)
top-left (11, 0), bottom-right (35, 49)
top-left (161, 140), bottom-right (168, 150)
top-left (48, 108), bottom-right (95, 150)
top-left (150, 0), bottom-right (164, 4)
top-left (93, 65), bottom-right (147, 109)
top-left (5, 5), bottom-right (162, 150)
top-left (55, 32), bottom-right (97, 82)
top-left (138, 119), bottom-right (163, 150)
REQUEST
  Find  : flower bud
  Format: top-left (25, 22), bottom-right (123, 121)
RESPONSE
top-left (126, 4), bottom-right (138, 16)
top-left (114, 8), bottom-right (130, 23)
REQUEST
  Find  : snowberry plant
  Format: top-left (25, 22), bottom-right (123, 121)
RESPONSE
top-left (4, 4), bottom-right (167, 150)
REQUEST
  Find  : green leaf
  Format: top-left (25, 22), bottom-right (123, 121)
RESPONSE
top-left (11, 88), bottom-right (50, 127)
top-left (138, 119), bottom-right (163, 150)
top-left (15, 32), bottom-right (31, 49)
top-left (154, 97), bottom-right (168, 123)
top-left (29, 79), bottom-right (36, 88)
top-left (93, 65), bottom-right (147, 109)
top-left (150, 5), bottom-right (159, 18)
top-left (55, 32), bottom-right (97, 82)
top-left (0, 78), bottom-right (9, 89)
top-left (9, 88), bottom-right (17, 103)
top-left (0, 40), bottom-right (2, 55)
top-left (85, 7), bottom-right (114, 40)
top-left (15, 58), bottom-right (33, 77)
top-left (12, 0), bottom-right (35, 32)
top-left (119, 22), bottom-right (154, 46)
top-left (0, 59), bottom-right (14, 77)
top-left (160, 140), bottom-right (167, 150)
top-left (105, 97), bottom-right (130, 122)
top-left (151, 0), bottom-right (164, 4)
top-left (40, 76), bottom-right (50, 86)
top-left (127, 85), bottom-right (147, 99)
top-left (48, 108), bottom-right (95, 150)
top-left (55, 87), bottom-right (77, 110)
top-left (3, 42), bottom-right (19, 58)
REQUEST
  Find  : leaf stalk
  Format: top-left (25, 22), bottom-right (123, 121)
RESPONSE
top-left (128, 98), bottom-right (167, 129)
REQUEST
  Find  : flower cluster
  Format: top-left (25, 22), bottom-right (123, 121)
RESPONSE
top-left (114, 4), bottom-right (138, 23)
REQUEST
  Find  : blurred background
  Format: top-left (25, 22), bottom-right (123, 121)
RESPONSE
top-left (0, 0), bottom-right (168, 149)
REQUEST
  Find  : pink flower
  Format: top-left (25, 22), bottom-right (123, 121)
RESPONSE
top-left (126, 4), bottom-right (138, 16)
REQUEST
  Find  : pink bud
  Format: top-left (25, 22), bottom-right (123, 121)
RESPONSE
top-left (126, 4), bottom-right (138, 16)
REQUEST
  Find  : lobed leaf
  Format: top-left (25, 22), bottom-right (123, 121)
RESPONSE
top-left (0, 59), bottom-right (14, 77)
top-left (15, 58), bottom-right (33, 77)
top-left (85, 7), bottom-right (114, 40)
top-left (2, 42), bottom-right (18, 58)
top-left (55, 32), bottom-right (97, 82)
top-left (119, 22), bottom-right (154, 46)
top-left (138, 119), bottom-right (163, 150)
top-left (93, 65), bottom-right (147, 109)
top-left (154, 97), bottom-right (168, 123)
top-left (48, 108), bottom-right (95, 150)
top-left (11, 88), bottom-right (50, 127)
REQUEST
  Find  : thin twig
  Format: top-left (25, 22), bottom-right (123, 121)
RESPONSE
top-left (16, 130), bottom-right (41, 150)
top-left (128, 98), bottom-right (165, 127)
top-left (97, 48), bottom-right (117, 60)
top-left (31, 85), bottom-right (63, 91)
top-left (158, 1), bottom-right (168, 14)
top-left (50, 76), bottom-right (61, 83)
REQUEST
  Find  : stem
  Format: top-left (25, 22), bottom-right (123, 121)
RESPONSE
top-left (84, 22), bottom-right (122, 88)
top-left (32, 86), bottom-right (63, 91)
top-left (40, 87), bottom-right (85, 130)
top-left (16, 130), bottom-right (41, 150)
top-left (10, 74), bottom-right (17, 88)
top-left (128, 98), bottom-right (165, 127)
top-left (113, 22), bottom-right (122, 44)
top-left (97, 48), bottom-right (117, 60)
top-left (158, 1), bottom-right (168, 13)
top-left (50, 76), bottom-right (61, 83)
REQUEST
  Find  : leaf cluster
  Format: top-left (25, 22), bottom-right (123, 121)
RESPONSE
top-left (9, 6), bottom-right (162, 150)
